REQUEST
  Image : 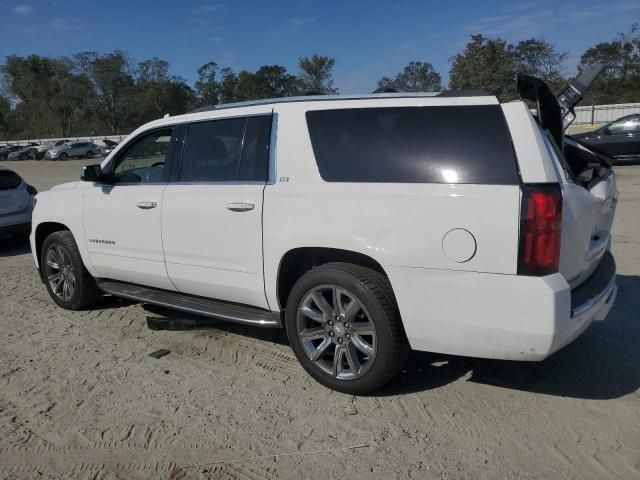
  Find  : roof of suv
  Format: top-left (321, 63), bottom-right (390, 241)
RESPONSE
top-left (191, 90), bottom-right (492, 113)
top-left (123, 90), bottom-right (500, 141)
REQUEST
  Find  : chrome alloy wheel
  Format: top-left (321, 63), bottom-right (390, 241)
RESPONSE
top-left (296, 285), bottom-right (377, 380)
top-left (44, 244), bottom-right (76, 301)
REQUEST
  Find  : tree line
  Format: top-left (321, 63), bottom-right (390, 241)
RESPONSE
top-left (1, 25), bottom-right (638, 140)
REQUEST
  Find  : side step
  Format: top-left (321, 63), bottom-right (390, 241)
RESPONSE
top-left (96, 279), bottom-right (282, 328)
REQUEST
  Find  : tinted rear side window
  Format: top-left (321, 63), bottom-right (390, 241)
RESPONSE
top-left (306, 105), bottom-right (518, 184)
top-left (239, 115), bottom-right (271, 182)
top-left (0, 170), bottom-right (22, 190)
top-left (180, 118), bottom-right (245, 182)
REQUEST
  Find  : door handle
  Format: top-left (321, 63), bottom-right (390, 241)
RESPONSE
top-left (226, 202), bottom-right (255, 212)
top-left (136, 201), bottom-right (157, 209)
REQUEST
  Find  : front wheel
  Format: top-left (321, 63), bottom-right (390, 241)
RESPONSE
top-left (41, 231), bottom-right (100, 310)
top-left (285, 263), bottom-right (409, 394)
top-left (58, 153), bottom-right (68, 161)
top-left (86, 151), bottom-right (94, 159)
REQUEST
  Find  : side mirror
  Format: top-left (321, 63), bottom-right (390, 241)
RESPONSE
top-left (602, 127), bottom-right (611, 136)
top-left (81, 164), bottom-right (107, 183)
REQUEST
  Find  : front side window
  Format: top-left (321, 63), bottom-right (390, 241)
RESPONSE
top-left (112, 128), bottom-right (172, 183)
top-left (179, 118), bottom-right (245, 182)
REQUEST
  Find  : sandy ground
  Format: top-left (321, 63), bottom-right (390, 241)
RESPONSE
top-left (1, 159), bottom-right (639, 480)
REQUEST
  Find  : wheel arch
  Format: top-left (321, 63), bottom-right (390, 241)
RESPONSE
top-left (276, 247), bottom-right (391, 311)
top-left (34, 222), bottom-right (71, 278)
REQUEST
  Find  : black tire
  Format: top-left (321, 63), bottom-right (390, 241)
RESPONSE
top-left (59, 152), bottom-right (68, 161)
top-left (19, 153), bottom-right (27, 160)
top-left (285, 262), bottom-right (409, 394)
top-left (86, 151), bottom-right (94, 159)
top-left (41, 230), bottom-right (100, 310)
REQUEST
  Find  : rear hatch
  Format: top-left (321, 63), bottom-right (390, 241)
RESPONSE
top-left (0, 170), bottom-right (30, 215)
top-left (517, 68), bottom-right (617, 288)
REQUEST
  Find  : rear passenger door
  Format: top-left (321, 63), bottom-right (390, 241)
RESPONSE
top-left (161, 114), bottom-right (273, 309)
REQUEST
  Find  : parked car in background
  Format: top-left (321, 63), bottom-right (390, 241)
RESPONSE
top-left (0, 167), bottom-right (37, 238)
top-left (1, 145), bottom-right (24, 160)
top-left (45, 141), bottom-right (102, 161)
top-left (0, 145), bottom-right (15, 159)
top-left (35, 139), bottom-right (70, 160)
top-left (8, 143), bottom-right (39, 161)
top-left (101, 139), bottom-right (119, 156)
top-left (571, 114), bottom-right (640, 164)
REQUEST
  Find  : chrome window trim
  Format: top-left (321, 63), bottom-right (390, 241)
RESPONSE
top-left (165, 181), bottom-right (266, 186)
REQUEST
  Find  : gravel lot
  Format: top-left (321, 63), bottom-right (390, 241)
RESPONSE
top-left (1, 159), bottom-right (639, 479)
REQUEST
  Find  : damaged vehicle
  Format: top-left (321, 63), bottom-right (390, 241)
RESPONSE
top-left (30, 66), bottom-right (618, 394)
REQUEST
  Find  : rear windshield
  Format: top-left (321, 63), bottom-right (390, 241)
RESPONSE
top-left (0, 170), bottom-right (23, 190)
top-left (306, 105), bottom-right (519, 184)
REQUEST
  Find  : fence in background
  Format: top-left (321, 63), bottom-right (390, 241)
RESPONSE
top-left (573, 103), bottom-right (640, 126)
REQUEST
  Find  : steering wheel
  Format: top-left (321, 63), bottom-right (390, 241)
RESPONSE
top-left (150, 161), bottom-right (164, 168)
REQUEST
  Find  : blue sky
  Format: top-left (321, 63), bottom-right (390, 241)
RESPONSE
top-left (1, 0), bottom-right (639, 93)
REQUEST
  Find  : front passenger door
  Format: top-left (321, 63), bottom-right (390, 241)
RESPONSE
top-left (83, 127), bottom-right (179, 290)
top-left (162, 114), bottom-right (272, 308)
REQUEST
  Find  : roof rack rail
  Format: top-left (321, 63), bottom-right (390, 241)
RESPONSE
top-left (190, 105), bottom-right (216, 113)
top-left (373, 87), bottom-right (400, 93)
top-left (436, 89), bottom-right (490, 97)
top-left (183, 90), bottom-right (495, 114)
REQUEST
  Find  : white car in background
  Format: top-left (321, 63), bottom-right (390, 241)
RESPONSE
top-left (45, 141), bottom-right (102, 161)
top-left (0, 167), bottom-right (37, 238)
top-left (30, 68), bottom-right (618, 394)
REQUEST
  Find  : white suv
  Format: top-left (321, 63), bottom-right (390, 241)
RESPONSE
top-left (30, 74), bottom-right (618, 393)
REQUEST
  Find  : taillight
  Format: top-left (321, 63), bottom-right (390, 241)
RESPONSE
top-left (518, 184), bottom-right (562, 276)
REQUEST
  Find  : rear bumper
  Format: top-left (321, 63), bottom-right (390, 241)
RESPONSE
top-left (387, 253), bottom-right (617, 361)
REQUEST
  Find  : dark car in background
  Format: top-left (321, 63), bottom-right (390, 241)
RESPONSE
top-left (571, 114), bottom-right (640, 164)
top-left (0, 145), bottom-right (23, 160)
top-left (8, 143), bottom-right (39, 161)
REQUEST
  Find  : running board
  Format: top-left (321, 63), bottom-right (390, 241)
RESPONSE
top-left (96, 279), bottom-right (281, 328)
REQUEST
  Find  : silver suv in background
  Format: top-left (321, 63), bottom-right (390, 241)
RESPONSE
top-left (45, 141), bottom-right (101, 161)
top-left (35, 139), bottom-right (70, 160)
top-left (0, 167), bottom-right (37, 238)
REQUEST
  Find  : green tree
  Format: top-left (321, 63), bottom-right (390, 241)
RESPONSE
top-left (255, 65), bottom-right (303, 97)
top-left (578, 24), bottom-right (639, 103)
top-left (0, 95), bottom-right (11, 139)
top-left (218, 67), bottom-right (238, 104)
top-left (378, 61), bottom-right (442, 92)
top-left (449, 34), bottom-right (516, 101)
top-left (2, 54), bottom-right (92, 136)
top-left (137, 57), bottom-right (170, 82)
top-left (88, 51), bottom-right (136, 134)
top-left (513, 39), bottom-right (568, 88)
top-left (298, 54), bottom-right (338, 94)
top-left (195, 61), bottom-right (219, 106)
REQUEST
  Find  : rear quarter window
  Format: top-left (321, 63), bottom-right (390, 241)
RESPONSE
top-left (0, 170), bottom-right (23, 190)
top-left (306, 105), bottom-right (518, 184)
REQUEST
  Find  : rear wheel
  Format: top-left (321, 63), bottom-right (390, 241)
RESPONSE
top-left (86, 150), bottom-right (94, 159)
top-left (41, 231), bottom-right (100, 310)
top-left (285, 262), bottom-right (409, 394)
